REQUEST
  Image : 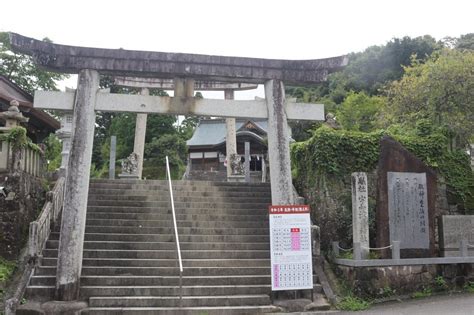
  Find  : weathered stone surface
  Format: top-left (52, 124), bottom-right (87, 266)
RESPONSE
top-left (55, 69), bottom-right (99, 301)
top-left (10, 33), bottom-right (348, 85)
top-left (387, 172), bottom-right (429, 249)
top-left (0, 173), bottom-right (46, 259)
top-left (265, 80), bottom-right (293, 205)
top-left (352, 172), bottom-right (369, 259)
top-left (439, 215), bottom-right (474, 256)
top-left (224, 90), bottom-right (237, 179)
top-left (115, 77), bottom-right (258, 91)
top-left (132, 88), bottom-right (148, 179)
top-left (376, 136), bottom-right (437, 258)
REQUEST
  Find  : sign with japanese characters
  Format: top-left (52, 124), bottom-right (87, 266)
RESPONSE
top-left (387, 172), bottom-right (429, 249)
top-left (269, 205), bottom-right (313, 291)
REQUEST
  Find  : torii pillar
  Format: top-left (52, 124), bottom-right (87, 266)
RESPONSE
top-left (224, 90), bottom-right (237, 178)
top-left (55, 69), bottom-right (99, 301)
top-left (265, 80), bottom-right (294, 205)
top-left (133, 88), bottom-right (149, 179)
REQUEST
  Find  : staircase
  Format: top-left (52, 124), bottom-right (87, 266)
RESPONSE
top-left (22, 179), bottom-right (327, 314)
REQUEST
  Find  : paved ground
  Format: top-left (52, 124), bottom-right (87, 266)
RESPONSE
top-left (336, 293), bottom-right (474, 315)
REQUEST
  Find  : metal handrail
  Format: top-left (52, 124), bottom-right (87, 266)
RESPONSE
top-left (165, 156), bottom-right (183, 307)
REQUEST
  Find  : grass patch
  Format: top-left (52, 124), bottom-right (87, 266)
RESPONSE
top-left (412, 287), bottom-right (432, 299)
top-left (0, 258), bottom-right (15, 282)
top-left (463, 281), bottom-right (474, 293)
top-left (337, 295), bottom-right (372, 311)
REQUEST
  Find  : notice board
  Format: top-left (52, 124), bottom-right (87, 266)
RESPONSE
top-left (269, 205), bottom-right (313, 291)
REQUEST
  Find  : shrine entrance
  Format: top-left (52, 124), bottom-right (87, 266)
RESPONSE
top-left (9, 32), bottom-right (348, 302)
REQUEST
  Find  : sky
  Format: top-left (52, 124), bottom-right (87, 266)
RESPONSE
top-left (1, 0), bottom-right (473, 99)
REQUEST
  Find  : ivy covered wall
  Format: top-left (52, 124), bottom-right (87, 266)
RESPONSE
top-left (291, 126), bottom-right (474, 250)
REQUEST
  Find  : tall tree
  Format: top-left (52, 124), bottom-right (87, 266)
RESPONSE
top-left (0, 32), bottom-right (68, 94)
top-left (386, 49), bottom-right (474, 149)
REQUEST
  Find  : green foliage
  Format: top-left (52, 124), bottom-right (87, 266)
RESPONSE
top-left (0, 257), bottom-right (15, 282)
top-left (455, 33), bottom-right (474, 50)
top-left (144, 134), bottom-right (187, 179)
top-left (336, 91), bottom-right (386, 132)
top-left (0, 127), bottom-right (42, 153)
top-left (292, 126), bottom-right (474, 216)
top-left (336, 251), bottom-right (353, 260)
top-left (337, 296), bottom-right (371, 311)
top-left (463, 281), bottom-right (474, 293)
top-left (0, 32), bottom-right (68, 94)
top-left (434, 276), bottom-right (448, 291)
top-left (386, 49), bottom-right (474, 148)
top-left (43, 133), bottom-right (62, 171)
top-left (411, 287), bottom-right (432, 299)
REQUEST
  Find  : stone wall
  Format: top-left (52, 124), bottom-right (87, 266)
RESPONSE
top-left (334, 263), bottom-right (474, 297)
top-left (0, 172), bottom-right (46, 259)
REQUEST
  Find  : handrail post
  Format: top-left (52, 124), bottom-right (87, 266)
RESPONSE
top-left (166, 156), bottom-right (183, 308)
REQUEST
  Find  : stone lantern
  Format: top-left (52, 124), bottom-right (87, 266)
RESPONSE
top-left (0, 100), bottom-right (29, 132)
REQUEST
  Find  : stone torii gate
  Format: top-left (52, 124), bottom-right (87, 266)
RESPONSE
top-left (9, 33), bottom-right (347, 302)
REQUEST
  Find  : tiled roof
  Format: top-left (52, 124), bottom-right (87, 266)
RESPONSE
top-left (187, 119), bottom-right (268, 147)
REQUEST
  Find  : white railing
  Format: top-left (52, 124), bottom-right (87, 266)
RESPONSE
top-left (166, 156), bottom-right (183, 307)
top-left (28, 177), bottom-right (66, 258)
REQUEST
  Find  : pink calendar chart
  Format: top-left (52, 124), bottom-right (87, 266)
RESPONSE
top-left (269, 205), bottom-right (313, 291)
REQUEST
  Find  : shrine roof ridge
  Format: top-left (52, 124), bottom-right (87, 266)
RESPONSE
top-left (9, 33), bottom-right (348, 85)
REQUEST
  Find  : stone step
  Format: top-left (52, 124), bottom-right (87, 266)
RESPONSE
top-left (35, 266), bottom-right (271, 277)
top-left (49, 232), bottom-right (270, 243)
top-left (88, 189), bottom-right (271, 198)
top-left (42, 249), bottom-right (270, 259)
top-left (86, 207), bottom-right (268, 215)
top-left (86, 200), bottom-right (270, 209)
top-left (31, 275), bottom-right (321, 289)
top-left (87, 195), bottom-right (271, 203)
top-left (30, 275), bottom-right (274, 286)
top-left (88, 295), bottom-right (271, 307)
top-left (46, 240), bottom-right (270, 251)
top-left (85, 219), bottom-right (268, 228)
top-left (88, 184), bottom-right (271, 192)
top-left (86, 212), bottom-right (268, 222)
top-left (65, 226), bottom-right (270, 235)
top-left (90, 179), bottom-right (270, 186)
top-left (41, 258), bottom-right (271, 267)
top-left (26, 285), bottom-right (272, 299)
top-left (82, 305), bottom-right (279, 314)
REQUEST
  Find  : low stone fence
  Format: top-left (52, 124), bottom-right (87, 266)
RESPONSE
top-left (331, 240), bottom-right (474, 297)
top-left (28, 177), bottom-right (65, 258)
top-left (0, 139), bottom-right (44, 177)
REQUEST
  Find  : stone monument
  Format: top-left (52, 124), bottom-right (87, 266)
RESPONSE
top-left (352, 172), bottom-right (369, 259)
top-left (376, 136), bottom-right (437, 258)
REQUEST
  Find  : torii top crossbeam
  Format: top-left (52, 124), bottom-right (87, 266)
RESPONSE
top-left (9, 33), bottom-right (348, 85)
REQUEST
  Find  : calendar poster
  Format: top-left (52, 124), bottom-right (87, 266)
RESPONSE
top-left (269, 205), bottom-right (313, 291)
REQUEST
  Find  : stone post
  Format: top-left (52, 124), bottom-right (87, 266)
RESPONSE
top-left (55, 69), bottom-right (99, 301)
top-left (392, 240), bottom-right (401, 260)
top-left (352, 172), bottom-right (369, 259)
top-left (56, 112), bottom-right (73, 178)
top-left (133, 88), bottom-right (149, 179)
top-left (460, 239), bottom-right (468, 257)
top-left (332, 241), bottom-right (340, 257)
top-left (353, 242), bottom-right (362, 260)
top-left (224, 90), bottom-right (237, 179)
top-left (244, 141), bottom-right (250, 183)
top-left (109, 136), bottom-right (117, 179)
top-left (264, 80), bottom-right (294, 205)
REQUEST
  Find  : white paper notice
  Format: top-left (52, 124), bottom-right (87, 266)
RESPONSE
top-left (269, 205), bottom-right (313, 291)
